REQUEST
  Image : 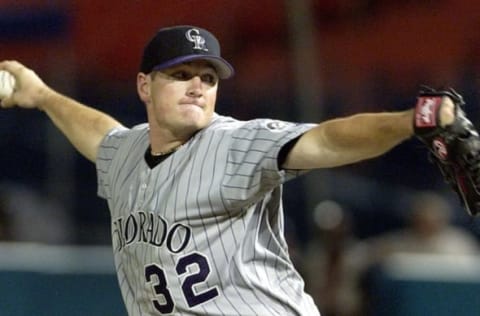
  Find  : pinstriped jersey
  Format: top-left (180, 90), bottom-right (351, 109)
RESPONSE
top-left (96, 113), bottom-right (320, 316)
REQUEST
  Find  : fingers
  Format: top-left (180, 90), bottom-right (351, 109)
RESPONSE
top-left (0, 60), bottom-right (28, 90)
top-left (439, 97), bottom-right (455, 127)
top-left (0, 60), bottom-right (48, 110)
top-left (0, 60), bottom-right (24, 75)
top-left (1, 94), bottom-right (16, 109)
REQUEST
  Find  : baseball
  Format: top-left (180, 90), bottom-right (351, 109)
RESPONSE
top-left (0, 70), bottom-right (15, 99)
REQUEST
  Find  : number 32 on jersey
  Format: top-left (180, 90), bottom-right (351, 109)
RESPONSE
top-left (145, 252), bottom-right (219, 314)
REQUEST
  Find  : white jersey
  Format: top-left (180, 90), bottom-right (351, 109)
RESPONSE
top-left (96, 114), bottom-right (320, 316)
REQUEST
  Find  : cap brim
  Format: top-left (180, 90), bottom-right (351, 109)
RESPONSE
top-left (151, 54), bottom-right (234, 79)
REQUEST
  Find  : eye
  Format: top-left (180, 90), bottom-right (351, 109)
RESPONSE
top-left (170, 70), bottom-right (192, 81)
top-left (200, 73), bottom-right (218, 85)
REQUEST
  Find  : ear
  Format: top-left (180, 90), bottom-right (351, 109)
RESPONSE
top-left (137, 72), bottom-right (150, 103)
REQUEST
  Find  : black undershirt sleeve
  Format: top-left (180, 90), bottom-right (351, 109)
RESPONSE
top-left (277, 137), bottom-right (301, 170)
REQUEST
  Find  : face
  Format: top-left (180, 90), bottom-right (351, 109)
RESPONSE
top-left (138, 61), bottom-right (219, 140)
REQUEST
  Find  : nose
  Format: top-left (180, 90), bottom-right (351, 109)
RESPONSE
top-left (186, 76), bottom-right (203, 97)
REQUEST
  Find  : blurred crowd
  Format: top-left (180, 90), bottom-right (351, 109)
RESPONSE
top-left (299, 191), bottom-right (479, 316)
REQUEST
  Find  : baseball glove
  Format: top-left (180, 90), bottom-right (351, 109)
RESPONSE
top-left (414, 86), bottom-right (480, 216)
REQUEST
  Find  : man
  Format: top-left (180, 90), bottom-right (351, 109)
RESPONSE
top-left (0, 25), bottom-right (455, 315)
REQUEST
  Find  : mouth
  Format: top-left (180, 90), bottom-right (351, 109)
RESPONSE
top-left (180, 99), bottom-right (205, 108)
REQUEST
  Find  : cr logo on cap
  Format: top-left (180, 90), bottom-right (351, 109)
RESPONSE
top-left (185, 28), bottom-right (209, 52)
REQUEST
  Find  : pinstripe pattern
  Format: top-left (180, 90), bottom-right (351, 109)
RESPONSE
top-left (96, 114), bottom-right (320, 315)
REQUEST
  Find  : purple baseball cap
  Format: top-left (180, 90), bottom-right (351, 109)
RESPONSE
top-left (140, 25), bottom-right (234, 79)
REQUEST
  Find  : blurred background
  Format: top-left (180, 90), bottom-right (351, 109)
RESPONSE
top-left (1, 1), bottom-right (480, 315)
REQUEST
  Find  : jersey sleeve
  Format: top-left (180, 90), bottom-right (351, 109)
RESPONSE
top-left (96, 126), bottom-right (131, 199)
top-left (222, 118), bottom-right (316, 204)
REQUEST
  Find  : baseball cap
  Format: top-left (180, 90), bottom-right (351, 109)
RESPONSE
top-left (140, 25), bottom-right (234, 79)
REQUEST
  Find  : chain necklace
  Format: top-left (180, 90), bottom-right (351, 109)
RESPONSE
top-left (150, 144), bottom-right (182, 157)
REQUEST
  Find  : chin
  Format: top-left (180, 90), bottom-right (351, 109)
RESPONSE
top-left (183, 109), bottom-right (212, 128)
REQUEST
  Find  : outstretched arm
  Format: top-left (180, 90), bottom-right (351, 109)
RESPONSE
top-left (0, 60), bottom-right (123, 163)
top-left (283, 98), bottom-right (455, 169)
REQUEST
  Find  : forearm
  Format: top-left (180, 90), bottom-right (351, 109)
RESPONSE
top-left (321, 109), bottom-right (414, 157)
top-left (0, 61), bottom-right (123, 162)
top-left (284, 110), bottom-right (414, 169)
top-left (38, 88), bottom-right (122, 162)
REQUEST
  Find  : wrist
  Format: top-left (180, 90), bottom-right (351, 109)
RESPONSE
top-left (403, 109), bottom-right (415, 136)
top-left (35, 86), bottom-right (58, 111)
